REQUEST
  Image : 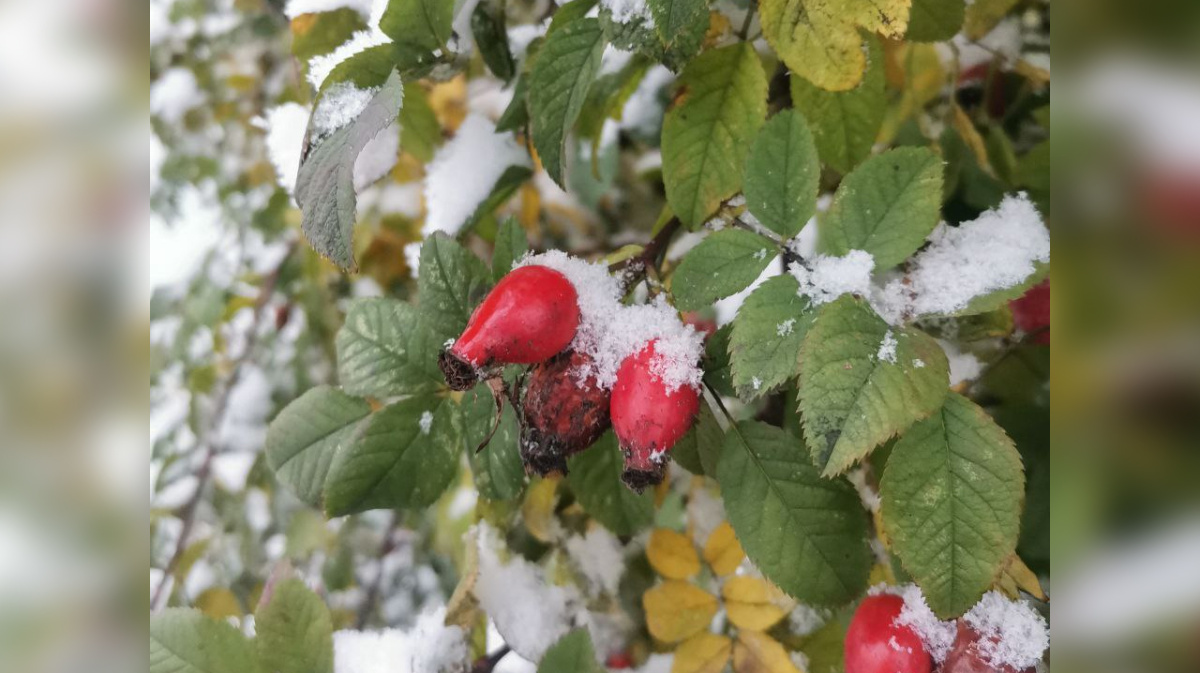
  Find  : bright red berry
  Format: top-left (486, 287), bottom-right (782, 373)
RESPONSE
top-left (520, 350), bottom-right (611, 476)
top-left (610, 340), bottom-right (700, 492)
top-left (605, 651), bottom-right (634, 669)
top-left (845, 595), bottom-right (932, 673)
top-left (439, 265), bottom-right (580, 390)
top-left (1009, 279), bottom-right (1049, 344)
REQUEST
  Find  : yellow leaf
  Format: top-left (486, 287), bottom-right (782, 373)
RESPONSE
top-left (194, 587), bottom-right (242, 619)
top-left (964, 0), bottom-right (1019, 40)
top-left (760, 0), bottom-right (866, 92)
top-left (841, 0), bottom-right (912, 39)
top-left (703, 11), bottom-right (732, 49)
top-left (732, 631), bottom-right (802, 673)
top-left (1014, 58), bottom-right (1051, 86)
top-left (522, 477), bottom-right (560, 543)
top-left (643, 581), bottom-right (719, 643)
top-left (1001, 554), bottom-right (1046, 600)
top-left (951, 104), bottom-right (993, 176)
top-left (672, 633), bottom-right (732, 673)
top-left (648, 529), bottom-right (701, 579)
top-left (722, 577), bottom-right (789, 631)
top-left (703, 522), bottom-right (745, 576)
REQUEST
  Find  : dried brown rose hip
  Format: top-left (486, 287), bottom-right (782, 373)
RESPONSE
top-left (439, 265), bottom-right (580, 390)
top-left (610, 340), bottom-right (700, 492)
top-left (519, 350), bottom-right (611, 476)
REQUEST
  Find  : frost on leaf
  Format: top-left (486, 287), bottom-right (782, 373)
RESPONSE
top-left (295, 69), bottom-right (403, 271)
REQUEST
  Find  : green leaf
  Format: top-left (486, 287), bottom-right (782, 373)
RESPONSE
top-left (473, 0), bottom-right (516, 81)
top-left (672, 229), bottom-right (776, 310)
top-left (492, 217), bottom-right (529, 281)
top-left (798, 297), bottom-right (949, 476)
top-left (663, 44), bottom-right (768, 227)
top-left (291, 8), bottom-right (366, 63)
top-left (647, 0), bottom-right (709, 70)
top-left (323, 397), bottom-right (461, 516)
top-left (703, 324), bottom-right (736, 398)
top-left (336, 299), bottom-right (443, 397)
top-left (255, 579), bottom-right (333, 673)
top-left (399, 82), bottom-right (440, 162)
top-left (789, 35), bottom-right (886, 175)
top-left (550, 0), bottom-right (600, 33)
top-left (265, 386), bottom-right (371, 508)
top-left (907, 0), bottom-right (965, 42)
top-left (567, 432), bottom-right (654, 536)
top-left (538, 630), bottom-right (604, 673)
top-left (417, 232), bottom-right (492, 343)
top-left (744, 110), bottom-right (821, 239)
top-left (670, 402), bottom-right (724, 476)
top-left (880, 393), bottom-right (1025, 617)
top-left (379, 0), bottom-right (454, 51)
top-left (729, 275), bottom-right (814, 400)
top-left (150, 609), bottom-right (258, 673)
top-left (529, 17), bottom-right (607, 186)
top-left (496, 71), bottom-right (531, 132)
top-left (296, 70), bottom-right (404, 271)
top-left (760, 0), bottom-right (866, 92)
top-left (717, 421), bottom-right (872, 606)
top-left (462, 387), bottom-right (526, 500)
top-left (822, 147), bottom-right (945, 270)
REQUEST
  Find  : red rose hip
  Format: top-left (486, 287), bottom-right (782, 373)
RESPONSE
top-left (610, 340), bottom-right (700, 492)
top-left (439, 265), bottom-right (580, 390)
top-left (520, 350), bottom-right (611, 476)
top-left (845, 594), bottom-right (932, 673)
top-left (1008, 279), bottom-right (1049, 345)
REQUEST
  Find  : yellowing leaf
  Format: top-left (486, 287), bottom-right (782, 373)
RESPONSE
top-left (732, 631), bottom-right (801, 673)
top-left (964, 0), bottom-right (1019, 40)
top-left (648, 529), bottom-right (702, 579)
top-left (195, 587), bottom-right (242, 619)
top-left (722, 577), bottom-right (789, 631)
top-left (841, 0), bottom-right (912, 38)
top-left (760, 0), bottom-right (865, 92)
top-left (672, 633), bottom-right (733, 673)
top-left (643, 581), bottom-right (719, 643)
top-left (951, 104), bottom-right (992, 176)
top-left (702, 522), bottom-right (745, 576)
top-left (522, 477), bottom-right (560, 543)
top-left (1001, 554), bottom-right (1046, 600)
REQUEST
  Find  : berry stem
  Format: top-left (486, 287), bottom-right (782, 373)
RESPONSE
top-left (609, 216), bottom-right (683, 292)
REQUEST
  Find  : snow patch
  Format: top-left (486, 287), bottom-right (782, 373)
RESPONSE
top-left (789, 250), bottom-right (875, 305)
top-left (963, 591), bottom-right (1049, 671)
top-left (307, 29), bottom-right (390, 90)
top-left (419, 411), bottom-right (434, 435)
top-left (601, 0), bottom-right (654, 27)
top-left (264, 103), bottom-right (309, 195)
top-left (411, 606), bottom-right (469, 673)
top-left (312, 82), bottom-right (378, 136)
top-left (424, 114), bottom-right (531, 237)
top-left (565, 527), bottom-right (625, 596)
top-left (877, 330), bottom-right (898, 364)
top-left (894, 584), bottom-right (957, 663)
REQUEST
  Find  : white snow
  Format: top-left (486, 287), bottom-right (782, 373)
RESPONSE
top-left (565, 527), bottom-right (626, 596)
top-left (404, 242), bottom-right (423, 278)
top-left (353, 121), bottom-right (400, 190)
top-left (424, 114), bottom-right (531, 237)
top-left (620, 66), bottom-right (674, 136)
top-left (788, 603), bottom-right (827, 636)
top-left (776, 318), bottom-right (796, 337)
top-left (419, 410), bottom-right (434, 435)
top-left (876, 330), bottom-right (898, 364)
top-left (963, 591), bottom-right (1049, 671)
top-left (601, 0), bottom-right (654, 27)
top-left (285, 0), bottom-right (373, 18)
top-left (893, 584), bottom-right (958, 663)
top-left (515, 252), bottom-right (705, 392)
top-left (714, 255), bottom-right (782, 326)
top-left (334, 629), bottom-right (413, 673)
top-left (474, 523), bottom-right (578, 660)
top-left (873, 194), bottom-right (1049, 323)
top-left (312, 82), bottom-right (378, 136)
top-left (150, 67), bottom-right (206, 125)
top-left (939, 339), bottom-right (983, 386)
top-left (411, 607), bottom-right (470, 673)
top-left (508, 22), bottom-right (548, 61)
top-left (789, 250), bottom-right (875, 305)
top-left (264, 103), bottom-right (310, 195)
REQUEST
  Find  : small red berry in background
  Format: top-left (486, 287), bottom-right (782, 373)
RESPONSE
top-left (520, 349), bottom-right (611, 476)
top-left (605, 651), bottom-right (634, 669)
top-left (844, 594), bottom-right (932, 673)
top-left (610, 340), bottom-right (700, 492)
top-left (681, 312), bottom-right (717, 340)
top-left (439, 265), bottom-right (580, 390)
top-left (1137, 168), bottom-right (1200, 239)
top-left (940, 622), bottom-right (1036, 673)
top-left (1009, 279), bottom-right (1049, 345)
